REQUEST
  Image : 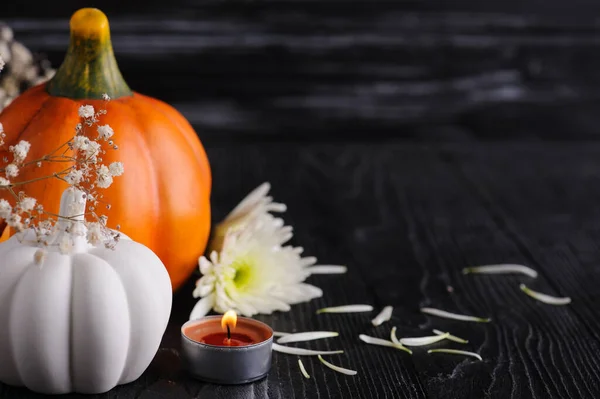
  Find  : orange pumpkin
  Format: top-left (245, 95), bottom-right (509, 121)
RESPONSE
top-left (0, 8), bottom-right (211, 290)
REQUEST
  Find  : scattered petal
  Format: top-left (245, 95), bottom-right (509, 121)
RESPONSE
top-left (306, 265), bottom-right (348, 274)
top-left (463, 264), bottom-right (538, 278)
top-left (272, 343), bottom-right (343, 356)
top-left (432, 329), bottom-right (468, 344)
top-left (400, 333), bottom-right (450, 347)
top-left (298, 359), bottom-right (310, 379)
top-left (428, 348), bottom-right (482, 361)
top-left (273, 331), bottom-right (290, 337)
top-left (278, 331), bottom-right (339, 344)
top-left (390, 327), bottom-right (413, 354)
top-left (317, 305), bottom-right (373, 314)
top-left (520, 284), bottom-right (571, 305)
top-left (371, 305), bottom-right (393, 326)
top-left (359, 334), bottom-right (412, 355)
top-left (421, 307), bottom-right (491, 323)
top-left (318, 355), bottom-right (357, 376)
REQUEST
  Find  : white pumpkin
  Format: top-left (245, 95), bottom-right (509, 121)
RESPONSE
top-left (0, 188), bottom-right (172, 394)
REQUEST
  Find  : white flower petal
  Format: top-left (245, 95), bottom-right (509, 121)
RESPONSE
top-left (400, 333), bottom-right (450, 347)
top-left (273, 331), bottom-right (290, 337)
top-left (272, 343), bottom-right (343, 356)
top-left (318, 355), bottom-right (357, 376)
top-left (317, 305), bottom-right (373, 314)
top-left (359, 334), bottom-right (412, 355)
top-left (463, 264), bottom-right (538, 278)
top-left (199, 256), bottom-right (213, 274)
top-left (432, 329), bottom-right (469, 344)
top-left (194, 284), bottom-right (213, 298)
top-left (298, 359), bottom-right (310, 379)
top-left (520, 284), bottom-right (571, 305)
top-left (428, 348), bottom-right (482, 361)
top-left (277, 331), bottom-right (339, 344)
top-left (225, 182), bottom-right (272, 221)
top-left (189, 294), bottom-right (215, 320)
top-left (307, 265), bottom-right (348, 274)
top-left (371, 305), bottom-right (393, 326)
top-left (420, 307), bottom-right (491, 323)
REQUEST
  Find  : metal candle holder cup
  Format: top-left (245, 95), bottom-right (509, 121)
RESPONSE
top-left (181, 316), bottom-right (273, 384)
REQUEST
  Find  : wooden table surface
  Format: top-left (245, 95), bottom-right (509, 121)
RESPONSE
top-left (2, 1), bottom-right (600, 398)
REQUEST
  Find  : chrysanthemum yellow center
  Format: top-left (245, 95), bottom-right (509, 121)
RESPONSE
top-left (230, 258), bottom-right (255, 290)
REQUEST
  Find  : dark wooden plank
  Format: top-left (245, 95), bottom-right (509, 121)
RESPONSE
top-left (5, 1), bottom-right (600, 139)
top-left (0, 143), bottom-right (430, 399)
top-left (379, 144), bottom-right (600, 398)
top-left (2, 142), bottom-right (600, 398)
top-left (442, 142), bottom-right (600, 343)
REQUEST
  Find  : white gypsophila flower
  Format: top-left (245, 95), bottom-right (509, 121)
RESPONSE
top-left (84, 141), bottom-right (101, 161)
top-left (108, 162), bottom-right (124, 177)
top-left (72, 136), bottom-right (89, 151)
top-left (18, 197), bottom-right (36, 212)
top-left (0, 177), bottom-right (10, 187)
top-left (7, 214), bottom-right (23, 231)
top-left (70, 221), bottom-right (86, 237)
top-left (65, 169), bottom-right (84, 185)
top-left (86, 222), bottom-right (104, 245)
top-left (0, 199), bottom-right (11, 219)
top-left (9, 140), bottom-right (31, 162)
top-left (5, 163), bottom-right (18, 178)
top-left (190, 217), bottom-right (322, 319)
top-left (78, 105), bottom-right (95, 119)
top-left (102, 93), bottom-right (111, 101)
top-left (0, 122), bottom-right (3, 134)
top-left (95, 165), bottom-right (113, 188)
top-left (97, 124), bottom-right (114, 141)
top-left (58, 234), bottom-right (73, 254)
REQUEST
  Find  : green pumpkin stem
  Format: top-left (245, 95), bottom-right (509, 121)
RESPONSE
top-left (47, 8), bottom-right (132, 99)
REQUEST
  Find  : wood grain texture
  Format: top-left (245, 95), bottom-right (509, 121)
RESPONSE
top-left (1, 142), bottom-right (599, 398)
top-left (2, 1), bottom-right (600, 398)
top-left (4, 0), bottom-right (600, 139)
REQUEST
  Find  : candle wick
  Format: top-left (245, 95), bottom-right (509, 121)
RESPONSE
top-left (227, 325), bottom-right (231, 340)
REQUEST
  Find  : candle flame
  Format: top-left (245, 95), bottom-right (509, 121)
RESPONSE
top-left (221, 310), bottom-right (237, 331)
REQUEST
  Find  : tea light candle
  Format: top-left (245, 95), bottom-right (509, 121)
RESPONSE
top-left (181, 310), bottom-right (273, 384)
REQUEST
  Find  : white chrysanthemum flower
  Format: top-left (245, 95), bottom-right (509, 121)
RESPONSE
top-left (9, 140), bottom-right (31, 162)
top-left (95, 165), bottom-right (113, 188)
top-left (78, 105), bottom-right (95, 119)
top-left (190, 217), bottom-right (322, 319)
top-left (97, 124), bottom-right (114, 141)
top-left (65, 169), bottom-right (84, 185)
top-left (209, 182), bottom-right (286, 253)
top-left (109, 162), bottom-right (124, 176)
top-left (0, 177), bottom-right (10, 187)
top-left (18, 197), bottom-right (36, 212)
top-left (0, 199), bottom-right (12, 219)
top-left (5, 163), bottom-right (18, 178)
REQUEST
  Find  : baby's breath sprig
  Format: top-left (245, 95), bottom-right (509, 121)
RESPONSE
top-left (0, 64), bottom-right (124, 254)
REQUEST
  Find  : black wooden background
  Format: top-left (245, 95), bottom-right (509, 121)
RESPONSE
top-left (2, 1), bottom-right (600, 398)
